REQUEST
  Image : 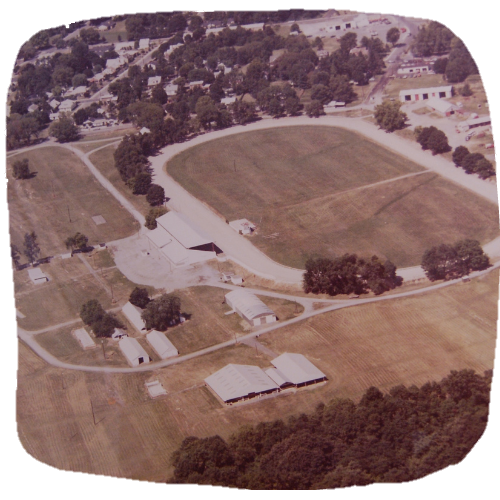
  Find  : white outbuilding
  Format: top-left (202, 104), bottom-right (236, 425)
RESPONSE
top-left (164, 83), bottom-right (178, 96)
top-left (225, 289), bottom-right (276, 326)
top-left (146, 330), bottom-right (178, 359)
top-left (229, 219), bottom-right (256, 235)
top-left (270, 353), bottom-right (327, 387)
top-left (425, 97), bottom-right (457, 116)
top-left (28, 267), bottom-right (48, 284)
top-left (139, 38), bottom-right (150, 49)
top-left (73, 328), bottom-right (96, 350)
top-left (58, 99), bottom-right (76, 112)
top-left (205, 364), bottom-right (279, 404)
top-left (119, 337), bottom-right (150, 366)
top-left (122, 301), bottom-right (147, 333)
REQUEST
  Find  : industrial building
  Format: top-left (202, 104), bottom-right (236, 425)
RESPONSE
top-left (225, 289), bottom-right (276, 326)
top-left (399, 85), bottom-right (453, 102)
top-left (146, 330), bottom-right (178, 359)
top-left (146, 211), bottom-right (220, 267)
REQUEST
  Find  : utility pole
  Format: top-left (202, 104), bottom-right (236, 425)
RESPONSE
top-left (90, 399), bottom-right (97, 425)
top-left (67, 205), bottom-right (72, 223)
top-left (101, 339), bottom-right (106, 360)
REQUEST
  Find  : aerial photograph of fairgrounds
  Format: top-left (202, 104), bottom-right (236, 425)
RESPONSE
top-left (5, 4), bottom-right (499, 492)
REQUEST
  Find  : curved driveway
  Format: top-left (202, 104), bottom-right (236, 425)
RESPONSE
top-left (149, 115), bottom-right (499, 284)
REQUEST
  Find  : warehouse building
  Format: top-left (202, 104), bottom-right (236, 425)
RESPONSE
top-left (225, 289), bottom-right (277, 326)
top-left (146, 330), bottom-right (178, 359)
top-left (205, 364), bottom-right (279, 404)
top-left (399, 85), bottom-right (453, 102)
top-left (146, 211), bottom-right (220, 267)
top-left (119, 337), bottom-right (151, 366)
top-left (270, 353), bottom-right (327, 388)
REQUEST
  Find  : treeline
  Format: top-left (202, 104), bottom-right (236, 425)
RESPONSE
top-left (168, 369), bottom-right (492, 489)
top-left (303, 254), bottom-right (402, 296)
top-left (412, 21), bottom-right (478, 83)
top-left (421, 239), bottom-right (490, 281)
top-left (452, 146), bottom-right (495, 179)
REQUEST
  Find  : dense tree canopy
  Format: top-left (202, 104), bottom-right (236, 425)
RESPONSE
top-left (169, 369), bottom-right (492, 489)
top-left (49, 113), bottom-right (80, 142)
top-left (415, 126), bottom-right (451, 155)
top-left (374, 101), bottom-right (408, 132)
top-left (386, 27), bottom-right (400, 46)
top-left (65, 232), bottom-right (89, 250)
top-left (421, 239), bottom-right (490, 281)
top-left (129, 287), bottom-right (151, 309)
top-left (412, 21), bottom-right (455, 57)
top-left (23, 231), bottom-right (40, 264)
top-left (144, 206), bottom-right (168, 229)
top-left (80, 299), bottom-right (122, 337)
top-left (141, 294), bottom-right (181, 330)
top-left (303, 255), bottom-right (401, 296)
top-left (12, 158), bottom-right (31, 180)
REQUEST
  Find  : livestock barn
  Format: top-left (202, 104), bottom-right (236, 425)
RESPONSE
top-left (146, 330), bottom-right (178, 359)
top-left (225, 289), bottom-right (277, 326)
top-left (205, 364), bottom-right (279, 404)
top-left (121, 301), bottom-right (147, 333)
top-left (269, 353), bottom-right (327, 388)
top-left (119, 337), bottom-right (151, 367)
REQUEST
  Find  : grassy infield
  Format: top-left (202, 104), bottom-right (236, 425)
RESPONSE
top-left (14, 125), bottom-right (499, 480)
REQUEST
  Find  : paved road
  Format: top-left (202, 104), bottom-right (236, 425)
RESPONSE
top-left (18, 262), bottom-right (500, 373)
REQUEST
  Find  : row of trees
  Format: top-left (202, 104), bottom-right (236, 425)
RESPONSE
top-left (421, 239), bottom-right (490, 281)
top-left (303, 254), bottom-right (402, 296)
top-left (415, 126), bottom-right (451, 155)
top-left (452, 146), bottom-right (495, 179)
top-left (11, 231), bottom-right (41, 269)
top-left (80, 299), bottom-right (123, 337)
top-left (169, 369), bottom-right (492, 489)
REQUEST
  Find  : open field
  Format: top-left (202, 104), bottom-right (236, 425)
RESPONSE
top-left (7, 147), bottom-right (140, 259)
top-left (14, 249), bottom-right (152, 331)
top-left (167, 126), bottom-right (499, 268)
top-left (73, 139), bottom-right (122, 154)
top-left (383, 73), bottom-right (448, 99)
top-left (89, 144), bottom-right (152, 216)
top-left (17, 270), bottom-right (498, 481)
top-left (101, 20), bottom-right (128, 43)
top-left (79, 126), bottom-right (135, 142)
top-left (258, 269), bottom-right (498, 398)
top-left (448, 74), bottom-right (490, 117)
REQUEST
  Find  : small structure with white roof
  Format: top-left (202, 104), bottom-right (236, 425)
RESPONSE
top-left (73, 328), bottom-right (96, 350)
top-left (27, 104), bottom-right (39, 113)
top-left (112, 328), bottom-right (128, 340)
top-left (221, 96), bottom-right (237, 105)
top-left (270, 353), bottom-right (327, 388)
top-left (225, 289), bottom-right (276, 326)
top-left (139, 38), bottom-right (150, 49)
top-left (146, 330), bottom-right (178, 359)
top-left (145, 380), bottom-right (167, 398)
top-left (325, 100), bottom-right (346, 111)
top-left (229, 219), bottom-right (256, 235)
top-left (119, 337), bottom-right (150, 367)
top-left (164, 83), bottom-right (178, 96)
top-left (205, 364), bottom-right (279, 404)
top-left (122, 301), bottom-right (147, 333)
top-left (28, 267), bottom-right (48, 284)
top-left (140, 127), bottom-right (151, 135)
top-left (148, 76), bottom-right (161, 87)
top-left (58, 99), bottom-right (76, 112)
top-left (106, 56), bottom-right (127, 70)
top-left (425, 98), bottom-right (457, 116)
top-left (49, 99), bottom-right (60, 110)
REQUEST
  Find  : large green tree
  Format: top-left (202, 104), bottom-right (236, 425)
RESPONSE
top-left (49, 113), bottom-right (80, 142)
top-left (141, 294), bottom-right (181, 331)
top-left (386, 27), bottom-right (400, 46)
top-left (374, 101), bottom-right (408, 132)
top-left (12, 158), bottom-right (31, 179)
top-left (65, 232), bottom-right (89, 251)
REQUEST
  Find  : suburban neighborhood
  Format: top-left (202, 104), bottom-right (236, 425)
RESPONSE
top-left (5, 7), bottom-right (498, 493)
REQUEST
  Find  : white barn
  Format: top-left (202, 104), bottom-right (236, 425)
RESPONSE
top-left (205, 364), bottom-right (279, 404)
top-left (425, 98), bottom-right (458, 116)
top-left (122, 301), bottom-right (147, 333)
top-left (270, 353), bottom-right (327, 388)
top-left (399, 85), bottom-right (453, 103)
top-left (146, 330), bottom-right (178, 359)
top-left (73, 328), bottom-right (96, 350)
top-left (225, 289), bottom-right (276, 327)
top-left (397, 62), bottom-right (431, 75)
top-left (146, 211), bottom-right (218, 267)
top-left (457, 115), bottom-right (491, 132)
top-left (119, 337), bottom-right (150, 367)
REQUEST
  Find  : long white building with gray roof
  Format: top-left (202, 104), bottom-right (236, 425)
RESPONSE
top-left (225, 289), bottom-right (277, 326)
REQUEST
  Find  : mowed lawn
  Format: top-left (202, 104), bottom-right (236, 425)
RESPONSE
top-left (17, 270), bottom-right (498, 482)
top-left (7, 147), bottom-right (140, 258)
top-left (167, 126), bottom-right (499, 268)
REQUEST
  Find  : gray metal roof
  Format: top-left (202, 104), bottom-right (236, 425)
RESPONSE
top-left (146, 330), bottom-right (178, 359)
top-left (271, 353), bottom-right (326, 385)
top-left (225, 289), bottom-right (275, 321)
top-left (205, 364), bottom-right (278, 402)
top-left (156, 211), bottom-right (213, 249)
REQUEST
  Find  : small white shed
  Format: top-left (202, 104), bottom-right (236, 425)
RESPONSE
top-left (73, 328), bottom-right (96, 350)
top-left (28, 267), bottom-right (48, 284)
top-left (119, 337), bottom-right (150, 367)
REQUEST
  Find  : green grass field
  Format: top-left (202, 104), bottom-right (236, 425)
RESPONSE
top-left (17, 269), bottom-right (498, 481)
top-left (167, 126), bottom-right (499, 267)
top-left (383, 73), bottom-right (448, 99)
top-left (7, 147), bottom-right (140, 259)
